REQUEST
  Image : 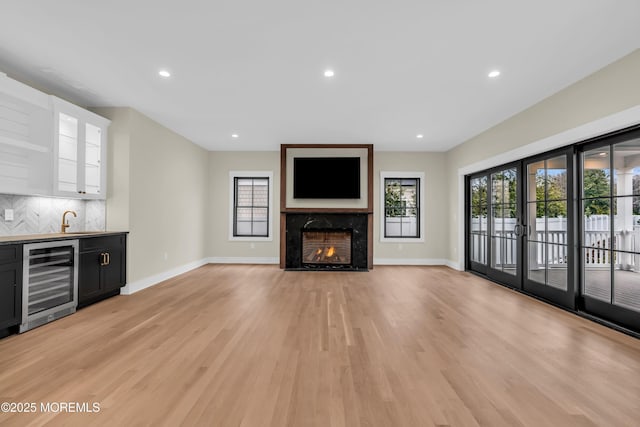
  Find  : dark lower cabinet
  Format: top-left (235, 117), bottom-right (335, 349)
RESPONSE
top-left (0, 245), bottom-right (22, 337)
top-left (78, 234), bottom-right (126, 308)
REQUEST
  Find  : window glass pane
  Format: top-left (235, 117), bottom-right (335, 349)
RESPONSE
top-left (252, 222), bottom-right (268, 237)
top-left (583, 149), bottom-right (610, 198)
top-left (252, 208), bottom-right (268, 221)
top-left (384, 177), bottom-right (419, 238)
top-left (236, 180), bottom-right (254, 207)
top-left (613, 139), bottom-right (640, 197)
top-left (235, 221), bottom-right (253, 236)
top-left (233, 176), bottom-right (270, 237)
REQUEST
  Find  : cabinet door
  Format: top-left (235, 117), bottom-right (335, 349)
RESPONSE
top-left (78, 250), bottom-right (102, 305)
top-left (0, 263), bottom-right (21, 329)
top-left (102, 245), bottom-right (124, 292)
top-left (52, 96), bottom-right (109, 199)
top-left (0, 86), bottom-right (53, 196)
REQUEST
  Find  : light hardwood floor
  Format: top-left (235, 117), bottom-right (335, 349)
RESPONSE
top-left (1, 265), bottom-right (639, 426)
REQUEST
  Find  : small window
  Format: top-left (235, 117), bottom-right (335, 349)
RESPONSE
top-left (380, 172), bottom-right (425, 241)
top-left (229, 172), bottom-right (273, 241)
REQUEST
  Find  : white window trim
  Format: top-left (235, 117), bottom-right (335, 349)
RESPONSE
top-left (229, 171), bottom-right (274, 242)
top-left (380, 171), bottom-right (425, 243)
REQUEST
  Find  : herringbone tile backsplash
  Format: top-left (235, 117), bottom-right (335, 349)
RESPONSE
top-left (0, 194), bottom-right (105, 235)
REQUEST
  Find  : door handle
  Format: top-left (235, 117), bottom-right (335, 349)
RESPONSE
top-left (514, 224), bottom-right (523, 237)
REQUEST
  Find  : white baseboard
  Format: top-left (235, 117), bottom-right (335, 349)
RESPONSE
top-left (207, 257), bottom-right (280, 265)
top-left (121, 258), bottom-right (210, 295)
top-left (444, 260), bottom-right (463, 270)
top-left (373, 258), bottom-right (449, 266)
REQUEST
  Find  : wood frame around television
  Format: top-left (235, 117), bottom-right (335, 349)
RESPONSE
top-left (280, 144), bottom-right (374, 269)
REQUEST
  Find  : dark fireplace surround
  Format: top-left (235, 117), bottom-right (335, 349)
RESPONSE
top-left (285, 213), bottom-right (368, 271)
top-left (280, 144), bottom-right (374, 271)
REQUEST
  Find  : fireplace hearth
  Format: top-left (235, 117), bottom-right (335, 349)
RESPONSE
top-left (285, 213), bottom-right (368, 271)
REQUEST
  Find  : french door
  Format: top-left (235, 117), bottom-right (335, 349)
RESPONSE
top-left (467, 150), bottom-right (575, 308)
top-left (467, 127), bottom-right (640, 333)
top-left (578, 130), bottom-right (640, 330)
top-left (522, 149), bottom-right (575, 309)
top-left (467, 164), bottom-right (522, 289)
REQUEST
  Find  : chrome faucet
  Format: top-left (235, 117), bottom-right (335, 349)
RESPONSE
top-left (61, 210), bottom-right (77, 233)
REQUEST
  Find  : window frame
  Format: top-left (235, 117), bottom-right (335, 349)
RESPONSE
top-left (228, 171), bottom-right (274, 241)
top-left (380, 171), bottom-right (425, 242)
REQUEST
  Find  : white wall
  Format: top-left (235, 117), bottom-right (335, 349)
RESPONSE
top-left (95, 107), bottom-right (210, 292)
top-left (374, 152), bottom-right (449, 264)
top-left (445, 48), bottom-right (640, 268)
top-left (208, 151), bottom-right (280, 262)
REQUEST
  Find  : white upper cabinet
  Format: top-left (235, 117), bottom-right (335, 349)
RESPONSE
top-left (0, 73), bottom-right (53, 196)
top-left (51, 96), bottom-right (110, 199)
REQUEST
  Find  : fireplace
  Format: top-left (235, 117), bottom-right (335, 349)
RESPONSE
top-left (285, 213), bottom-right (368, 270)
top-left (302, 230), bottom-right (352, 266)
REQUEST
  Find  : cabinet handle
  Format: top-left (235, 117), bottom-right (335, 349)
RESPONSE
top-left (106, 252), bottom-right (110, 266)
top-left (100, 253), bottom-right (106, 266)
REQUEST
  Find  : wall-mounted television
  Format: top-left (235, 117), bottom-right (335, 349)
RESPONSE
top-left (293, 157), bottom-right (361, 199)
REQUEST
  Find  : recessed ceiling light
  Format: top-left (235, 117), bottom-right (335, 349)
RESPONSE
top-left (231, 134), bottom-right (239, 138)
top-left (488, 70), bottom-right (501, 78)
top-left (416, 134), bottom-right (424, 139)
top-left (158, 70), bottom-right (171, 78)
top-left (324, 69), bottom-right (335, 77)
top-left (599, 152), bottom-right (607, 157)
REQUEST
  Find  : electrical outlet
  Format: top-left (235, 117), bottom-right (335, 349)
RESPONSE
top-left (4, 209), bottom-right (14, 221)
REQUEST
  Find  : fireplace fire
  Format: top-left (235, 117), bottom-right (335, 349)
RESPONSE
top-left (302, 230), bottom-right (352, 265)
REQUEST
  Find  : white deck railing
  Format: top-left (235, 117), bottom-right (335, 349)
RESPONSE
top-left (470, 215), bottom-right (640, 267)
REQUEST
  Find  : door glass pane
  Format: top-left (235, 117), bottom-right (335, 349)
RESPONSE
top-left (528, 241), bottom-right (545, 284)
top-left (527, 160), bottom-right (545, 202)
top-left (491, 237), bottom-right (503, 270)
top-left (546, 243), bottom-right (568, 290)
top-left (546, 156), bottom-right (568, 200)
top-left (491, 204), bottom-right (503, 237)
top-left (504, 169), bottom-right (517, 204)
top-left (547, 201), bottom-right (567, 245)
top-left (614, 253), bottom-right (640, 312)
top-left (503, 238), bottom-right (517, 275)
top-left (584, 260), bottom-right (611, 302)
top-left (613, 196), bottom-right (639, 252)
top-left (491, 173), bottom-right (505, 204)
top-left (613, 139), bottom-right (640, 197)
top-left (527, 201), bottom-right (546, 242)
top-left (583, 148), bottom-right (610, 198)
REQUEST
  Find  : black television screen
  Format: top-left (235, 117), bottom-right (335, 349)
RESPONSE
top-left (293, 157), bottom-right (361, 199)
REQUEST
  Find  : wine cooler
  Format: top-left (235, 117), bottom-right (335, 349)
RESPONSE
top-left (20, 240), bottom-right (79, 333)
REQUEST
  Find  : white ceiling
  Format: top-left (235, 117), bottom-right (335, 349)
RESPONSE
top-left (0, 1), bottom-right (638, 152)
